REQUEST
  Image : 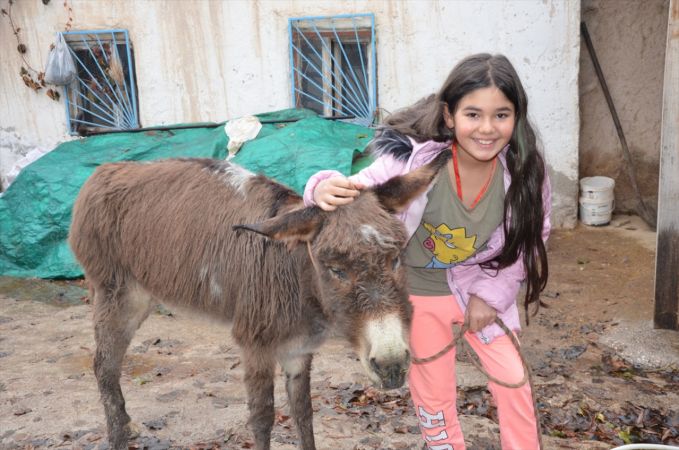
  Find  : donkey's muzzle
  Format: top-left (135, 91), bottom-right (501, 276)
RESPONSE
top-left (370, 351), bottom-right (410, 389)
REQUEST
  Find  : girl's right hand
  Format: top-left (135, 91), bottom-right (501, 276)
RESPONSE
top-left (314, 176), bottom-right (365, 211)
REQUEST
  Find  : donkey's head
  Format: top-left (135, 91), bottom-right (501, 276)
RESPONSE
top-left (237, 151), bottom-right (450, 389)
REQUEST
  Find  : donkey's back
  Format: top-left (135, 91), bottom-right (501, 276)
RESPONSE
top-left (70, 158), bottom-right (303, 323)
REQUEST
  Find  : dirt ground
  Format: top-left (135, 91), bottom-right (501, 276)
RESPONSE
top-left (1, 214), bottom-right (678, 450)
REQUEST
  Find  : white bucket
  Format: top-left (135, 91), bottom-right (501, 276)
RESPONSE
top-left (580, 176), bottom-right (615, 202)
top-left (579, 198), bottom-right (614, 226)
top-left (579, 176), bottom-right (615, 226)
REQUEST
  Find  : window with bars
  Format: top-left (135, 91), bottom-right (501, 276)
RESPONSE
top-left (289, 14), bottom-right (376, 126)
top-left (62, 30), bottom-right (139, 135)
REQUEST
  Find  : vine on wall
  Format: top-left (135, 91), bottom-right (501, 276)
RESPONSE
top-left (1, 0), bottom-right (74, 101)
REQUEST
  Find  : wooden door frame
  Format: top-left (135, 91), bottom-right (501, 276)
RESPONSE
top-left (654, 0), bottom-right (679, 330)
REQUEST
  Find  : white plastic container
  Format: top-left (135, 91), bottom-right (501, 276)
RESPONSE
top-left (579, 176), bottom-right (615, 226)
top-left (580, 176), bottom-right (615, 202)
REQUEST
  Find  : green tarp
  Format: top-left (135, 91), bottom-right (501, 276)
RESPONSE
top-left (0, 109), bottom-right (374, 278)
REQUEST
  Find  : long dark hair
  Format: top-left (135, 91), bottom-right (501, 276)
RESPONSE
top-left (383, 53), bottom-right (549, 319)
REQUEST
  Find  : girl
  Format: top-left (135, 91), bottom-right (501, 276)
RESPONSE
top-left (304, 53), bottom-right (550, 449)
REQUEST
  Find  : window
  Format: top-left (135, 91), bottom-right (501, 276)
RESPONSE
top-left (289, 14), bottom-right (376, 126)
top-left (62, 30), bottom-right (139, 135)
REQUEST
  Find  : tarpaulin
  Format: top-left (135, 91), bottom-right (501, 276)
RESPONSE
top-left (0, 109), bottom-right (374, 278)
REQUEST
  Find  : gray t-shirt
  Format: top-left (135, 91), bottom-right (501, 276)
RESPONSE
top-left (404, 162), bottom-right (505, 295)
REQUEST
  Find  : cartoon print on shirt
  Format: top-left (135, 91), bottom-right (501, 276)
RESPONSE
top-left (422, 222), bottom-right (476, 268)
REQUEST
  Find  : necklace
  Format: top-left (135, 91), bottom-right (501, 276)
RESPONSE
top-left (451, 142), bottom-right (497, 209)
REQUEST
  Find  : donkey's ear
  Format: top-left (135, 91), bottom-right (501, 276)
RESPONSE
top-left (371, 150), bottom-right (451, 213)
top-left (233, 207), bottom-right (324, 246)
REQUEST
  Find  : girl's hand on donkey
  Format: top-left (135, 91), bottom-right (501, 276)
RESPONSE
top-left (314, 176), bottom-right (365, 211)
top-left (466, 295), bottom-right (498, 332)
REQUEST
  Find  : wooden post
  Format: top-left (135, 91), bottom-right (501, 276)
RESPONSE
top-left (654, 0), bottom-right (679, 330)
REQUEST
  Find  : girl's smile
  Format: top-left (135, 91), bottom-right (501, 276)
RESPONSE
top-left (444, 86), bottom-right (516, 165)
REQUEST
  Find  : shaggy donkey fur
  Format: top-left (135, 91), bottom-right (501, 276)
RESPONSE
top-left (68, 151), bottom-right (449, 450)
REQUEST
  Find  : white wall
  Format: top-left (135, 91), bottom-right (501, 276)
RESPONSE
top-left (0, 0), bottom-right (579, 227)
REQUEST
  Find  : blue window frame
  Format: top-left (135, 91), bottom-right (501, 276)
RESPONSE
top-left (289, 13), bottom-right (377, 126)
top-left (62, 29), bottom-right (139, 135)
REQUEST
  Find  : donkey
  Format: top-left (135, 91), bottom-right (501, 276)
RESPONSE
top-left (68, 151), bottom-right (449, 450)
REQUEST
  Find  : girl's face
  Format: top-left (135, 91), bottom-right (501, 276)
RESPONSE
top-left (443, 86), bottom-right (516, 164)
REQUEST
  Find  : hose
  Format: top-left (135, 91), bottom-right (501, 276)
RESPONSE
top-left (610, 445), bottom-right (679, 450)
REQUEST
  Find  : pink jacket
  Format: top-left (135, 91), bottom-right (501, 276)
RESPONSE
top-left (304, 137), bottom-right (552, 343)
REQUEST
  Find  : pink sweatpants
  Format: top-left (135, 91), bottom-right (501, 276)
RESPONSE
top-left (408, 295), bottom-right (539, 450)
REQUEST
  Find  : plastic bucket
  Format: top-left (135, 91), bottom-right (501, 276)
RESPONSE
top-left (579, 176), bottom-right (615, 226)
top-left (579, 198), bottom-right (614, 226)
top-left (580, 176), bottom-right (615, 202)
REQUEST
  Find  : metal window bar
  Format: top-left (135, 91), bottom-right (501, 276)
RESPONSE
top-left (71, 32), bottom-right (134, 128)
top-left (291, 47), bottom-right (366, 119)
top-left (61, 29), bottom-right (139, 134)
top-left (291, 18), bottom-right (371, 120)
top-left (289, 13), bottom-right (376, 126)
top-left (72, 31), bottom-right (136, 128)
top-left (327, 24), bottom-right (371, 115)
top-left (94, 33), bottom-right (135, 122)
top-left (351, 16), bottom-right (370, 99)
top-left (66, 35), bottom-right (134, 129)
top-left (290, 30), bottom-right (367, 118)
top-left (69, 47), bottom-right (134, 128)
top-left (308, 22), bottom-right (370, 118)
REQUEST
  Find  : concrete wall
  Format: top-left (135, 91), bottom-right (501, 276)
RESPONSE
top-left (0, 0), bottom-right (580, 227)
top-left (579, 0), bottom-right (669, 216)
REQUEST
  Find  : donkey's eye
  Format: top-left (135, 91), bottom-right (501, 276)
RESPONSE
top-left (328, 266), bottom-right (347, 279)
top-left (392, 256), bottom-right (401, 271)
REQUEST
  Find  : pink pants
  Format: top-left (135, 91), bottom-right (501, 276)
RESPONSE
top-left (408, 295), bottom-right (539, 450)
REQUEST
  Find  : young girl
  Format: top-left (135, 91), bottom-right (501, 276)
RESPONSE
top-left (304, 53), bottom-right (550, 449)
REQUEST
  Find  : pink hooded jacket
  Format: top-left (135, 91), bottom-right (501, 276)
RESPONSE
top-left (304, 136), bottom-right (552, 343)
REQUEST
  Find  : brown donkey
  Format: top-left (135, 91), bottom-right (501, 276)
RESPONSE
top-left (68, 151), bottom-right (449, 450)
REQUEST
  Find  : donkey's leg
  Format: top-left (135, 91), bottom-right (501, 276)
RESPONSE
top-left (243, 349), bottom-right (276, 450)
top-left (279, 352), bottom-right (315, 450)
top-left (92, 281), bottom-right (152, 450)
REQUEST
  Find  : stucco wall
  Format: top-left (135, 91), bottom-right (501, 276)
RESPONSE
top-left (579, 0), bottom-right (669, 216)
top-left (0, 0), bottom-right (580, 227)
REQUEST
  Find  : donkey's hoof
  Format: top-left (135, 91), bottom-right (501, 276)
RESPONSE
top-left (125, 421), bottom-right (142, 439)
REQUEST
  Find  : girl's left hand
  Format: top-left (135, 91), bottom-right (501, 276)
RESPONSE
top-left (465, 295), bottom-right (497, 332)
